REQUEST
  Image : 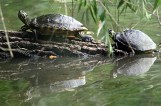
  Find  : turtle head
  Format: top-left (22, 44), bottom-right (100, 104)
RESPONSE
top-left (108, 29), bottom-right (116, 40)
top-left (159, 43), bottom-right (161, 50)
top-left (159, 43), bottom-right (161, 46)
top-left (18, 10), bottom-right (30, 27)
top-left (108, 29), bottom-right (116, 36)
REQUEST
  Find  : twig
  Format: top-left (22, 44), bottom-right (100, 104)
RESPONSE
top-left (153, 8), bottom-right (161, 26)
top-left (64, 0), bottom-right (68, 15)
top-left (98, 0), bottom-right (119, 27)
top-left (0, 5), bottom-right (14, 57)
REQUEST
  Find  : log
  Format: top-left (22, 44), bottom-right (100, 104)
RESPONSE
top-left (0, 30), bottom-right (108, 58)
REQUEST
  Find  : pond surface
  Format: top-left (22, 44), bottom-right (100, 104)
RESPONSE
top-left (0, 0), bottom-right (161, 106)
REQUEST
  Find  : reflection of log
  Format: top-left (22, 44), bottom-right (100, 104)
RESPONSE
top-left (0, 56), bottom-right (111, 81)
top-left (0, 56), bottom-right (112, 102)
top-left (0, 30), bottom-right (107, 58)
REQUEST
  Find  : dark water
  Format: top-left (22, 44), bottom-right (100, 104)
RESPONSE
top-left (0, 0), bottom-right (161, 106)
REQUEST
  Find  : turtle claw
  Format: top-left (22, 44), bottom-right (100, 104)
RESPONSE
top-left (114, 49), bottom-right (128, 56)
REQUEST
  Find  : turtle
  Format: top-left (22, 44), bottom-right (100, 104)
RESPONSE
top-left (79, 31), bottom-right (94, 42)
top-left (18, 10), bottom-right (94, 41)
top-left (81, 34), bottom-right (94, 42)
top-left (108, 29), bottom-right (157, 54)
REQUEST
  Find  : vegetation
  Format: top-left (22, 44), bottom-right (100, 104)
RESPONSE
top-left (1, 0), bottom-right (161, 56)
top-left (76, 0), bottom-right (161, 54)
top-left (77, 0), bottom-right (161, 30)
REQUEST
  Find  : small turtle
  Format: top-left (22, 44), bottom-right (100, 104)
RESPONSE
top-left (66, 31), bottom-right (94, 42)
top-left (18, 10), bottom-right (93, 41)
top-left (81, 35), bottom-right (94, 42)
top-left (109, 29), bottom-right (156, 54)
top-left (79, 31), bottom-right (94, 42)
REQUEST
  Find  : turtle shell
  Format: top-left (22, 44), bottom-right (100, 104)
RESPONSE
top-left (30, 14), bottom-right (88, 35)
top-left (115, 29), bottom-right (156, 52)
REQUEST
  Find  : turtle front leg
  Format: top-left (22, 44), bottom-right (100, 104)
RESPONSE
top-left (31, 29), bottom-right (38, 40)
top-left (113, 43), bottom-right (128, 55)
top-left (20, 26), bottom-right (37, 40)
top-left (114, 49), bottom-right (128, 56)
top-left (20, 25), bottom-right (30, 31)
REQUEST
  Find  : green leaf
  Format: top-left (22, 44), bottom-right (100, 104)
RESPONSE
top-left (127, 3), bottom-right (136, 12)
top-left (104, 32), bottom-right (113, 56)
top-left (84, 0), bottom-right (87, 6)
top-left (119, 4), bottom-right (126, 15)
top-left (117, 0), bottom-right (136, 15)
top-left (89, 5), bottom-right (97, 23)
top-left (108, 38), bottom-right (113, 56)
top-left (78, 0), bottom-right (83, 11)
top-left (153, 0), bottom-right (161, 10)
top-left (117, 0), bottom-right (125, 9)
top-left (145, 11), bottom-right (151, 19)
top-left (97, 20), bottom-right (105, 37)
top-left (93, 0), bottom-right (98, 15)
top-left (99, 9), bottom-right (106, 21)
top-left (85, 9), bottom-right (89, 22)
top-left (100, 36), bottom-right (105, 41)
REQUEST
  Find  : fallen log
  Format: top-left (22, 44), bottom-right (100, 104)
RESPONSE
top-left (0, 30), bottom-right (108, 58)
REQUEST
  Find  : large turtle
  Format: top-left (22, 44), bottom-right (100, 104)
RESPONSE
top-left (109, 29), bottom-right (157, 54)
top-left (18, 10), bottom-right (93, 41)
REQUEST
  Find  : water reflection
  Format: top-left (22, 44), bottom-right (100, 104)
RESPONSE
top-left (25, 76), bottom-right (86, 102)
top-left (0, 56), bottom-right (108, 103)
top-left (111, 54), bottom-right (157, 78)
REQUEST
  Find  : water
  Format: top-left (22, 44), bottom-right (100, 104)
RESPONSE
top-left (0, 0), bottom-right (161, 106)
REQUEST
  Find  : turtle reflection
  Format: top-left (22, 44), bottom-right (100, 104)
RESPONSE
top-left (0, 56), bottom-right (103, 102)
top-left (111, 54), bottom-right (157, 78)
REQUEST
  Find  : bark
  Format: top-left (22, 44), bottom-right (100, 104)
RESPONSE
top-left (0, 30), bottom-right (108, 58)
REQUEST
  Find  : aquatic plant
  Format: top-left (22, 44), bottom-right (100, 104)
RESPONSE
top-left (76, 0), bottom-right (160, 54)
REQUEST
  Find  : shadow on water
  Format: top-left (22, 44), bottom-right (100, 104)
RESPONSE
top-left (111, 54), bottom-right (157, 78)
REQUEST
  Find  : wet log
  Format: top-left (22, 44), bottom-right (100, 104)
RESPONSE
top-left (0, 30), bottom-right (108, 58)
